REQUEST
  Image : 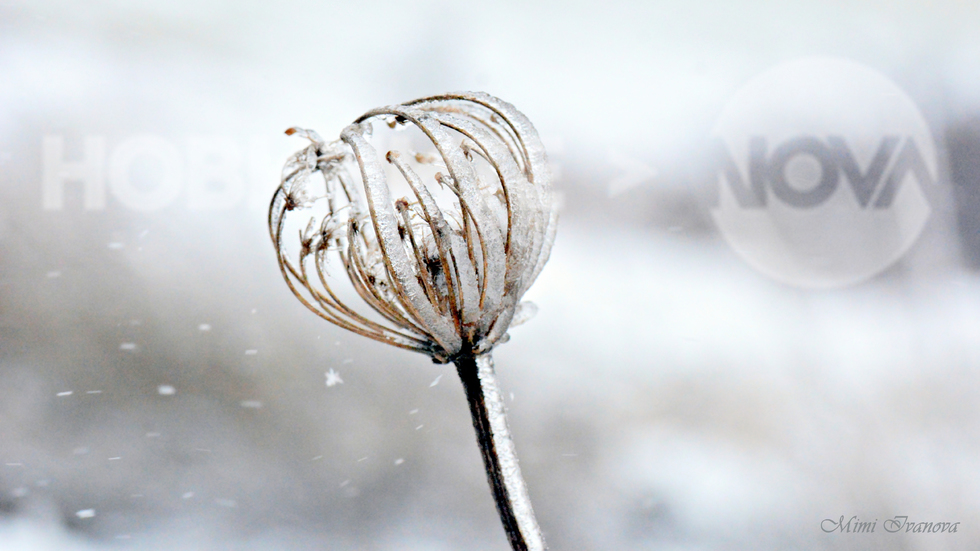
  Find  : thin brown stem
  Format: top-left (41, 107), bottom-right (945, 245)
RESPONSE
top-left (454, 352), bottom-right (546, 551)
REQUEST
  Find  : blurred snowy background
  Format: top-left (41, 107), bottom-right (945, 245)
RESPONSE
top-left (3, 0), bottom-right (980, 549)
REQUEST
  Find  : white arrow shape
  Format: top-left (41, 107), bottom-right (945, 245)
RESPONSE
top-left (607, 148), bottom-right (657, 197)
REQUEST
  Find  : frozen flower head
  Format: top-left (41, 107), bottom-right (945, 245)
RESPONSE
top-left (269, 92), bottom-right (558, 363)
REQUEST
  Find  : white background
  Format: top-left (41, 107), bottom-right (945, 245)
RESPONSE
top-left (2, 1), bottom-right (980, 549)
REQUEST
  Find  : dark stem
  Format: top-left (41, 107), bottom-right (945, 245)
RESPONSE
top-left (454, 352), bottom-right (546, 551)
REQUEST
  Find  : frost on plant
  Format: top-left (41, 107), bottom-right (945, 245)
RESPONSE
top-left (269, 92), bottom-right (558, 551)
top-left (269, 92), bottom-right (558, 363)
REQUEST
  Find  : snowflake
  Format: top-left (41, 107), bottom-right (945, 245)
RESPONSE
top-left (325, 369), bottom-right (343, 387)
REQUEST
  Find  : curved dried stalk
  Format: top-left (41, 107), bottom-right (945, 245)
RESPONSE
top-left (269, 92), bottom-right (558, 550)
top-left (456, 352), bottom-right (545, 551)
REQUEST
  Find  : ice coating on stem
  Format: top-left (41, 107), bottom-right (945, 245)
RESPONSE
top-left (269, 92), bottom-right (557, 362)
top-left (269, 92), bottom-right (557, 551)
top-left (474, 353), bottom-right (545, 551)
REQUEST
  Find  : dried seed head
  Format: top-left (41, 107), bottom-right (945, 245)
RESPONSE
top-left (269, 92), bottom-right (558, 363)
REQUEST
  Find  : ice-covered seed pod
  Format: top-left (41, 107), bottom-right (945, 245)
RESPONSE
top-left (269, 92), bottom-right (558, 364)
top-left (268, 92), bottom-right (557, 551)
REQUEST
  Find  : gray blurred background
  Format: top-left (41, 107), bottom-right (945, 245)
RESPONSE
top-left (3, 1), bottom-right (980, 549)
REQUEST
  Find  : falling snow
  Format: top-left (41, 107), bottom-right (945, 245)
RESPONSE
top-left (157, 385), bottom-right (176, 396)
top-left (325, 369), bottom-right (343, 387)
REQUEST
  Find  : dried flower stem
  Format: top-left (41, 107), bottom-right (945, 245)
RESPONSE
top-left (455, 352), bottom-right (546, 551)
top-left (270, 93), bottom-right (557, 548)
